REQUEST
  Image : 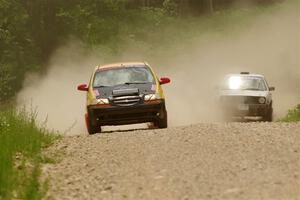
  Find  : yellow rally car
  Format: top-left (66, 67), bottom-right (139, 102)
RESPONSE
top-left (77, 62), bottom-right (170, 134)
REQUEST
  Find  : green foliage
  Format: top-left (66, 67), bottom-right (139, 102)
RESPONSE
top-left (0, 0), bottom-right (40, 101)
top-left (0, 0), bottom-right (293, 102)
top-left (280, 104), bottom-right (300, 122)
top-left (163, 0), bottom-right (178, 16)
top-left (0, 64), bottom-right (15, 102)
top-left (0, 107), bottom-right (57, 200)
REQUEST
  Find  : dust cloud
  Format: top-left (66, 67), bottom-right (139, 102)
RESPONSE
top-left (17, 3), bottom-right (299, 134)
top-left (161, 3), bottom-right (300, 125)
top-left (17, 41), bottom-right (100, 134)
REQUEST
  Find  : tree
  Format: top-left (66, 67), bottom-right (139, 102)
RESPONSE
top-left (208, 0), bottom-right (214, 13)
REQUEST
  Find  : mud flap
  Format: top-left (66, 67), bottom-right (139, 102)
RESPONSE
top-left (85, 113), bottom-right (89, 131)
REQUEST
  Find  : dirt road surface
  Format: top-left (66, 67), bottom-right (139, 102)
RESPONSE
top-left (43, 122), bottom-right (300, 200)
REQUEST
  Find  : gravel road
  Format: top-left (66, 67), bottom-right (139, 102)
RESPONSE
top-left (42, 122), bottom-right (300, 200)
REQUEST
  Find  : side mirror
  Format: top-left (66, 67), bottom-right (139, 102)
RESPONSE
top-left (77, 84), bottom-right (88, 91)
top-left (159, 77), bottom-right (171, 85)
top-left (269, 86), bottom-right (275, 91)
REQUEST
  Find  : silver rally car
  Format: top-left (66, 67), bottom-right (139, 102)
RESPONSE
top-left (219, 72), bottom-right (275, 121)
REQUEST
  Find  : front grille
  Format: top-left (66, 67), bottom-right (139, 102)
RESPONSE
top-left (111, 95), bottom-right (142, 106)
top-left (220, 96), bottom-right (259, 104)
top-left (110, 88), bottom-right (143, 106)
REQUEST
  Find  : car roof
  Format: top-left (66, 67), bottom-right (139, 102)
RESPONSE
top-left (225, 73), bottom-right (265, 78)
top-left (95, 62), bottom-right (147, 70)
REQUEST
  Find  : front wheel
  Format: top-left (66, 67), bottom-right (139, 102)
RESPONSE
top-left (157, 110), bottom-right (168, 129)
top-left (263, 106), bottom-right (273, 122)
top-left (85, 113), bottom-right (101, 135)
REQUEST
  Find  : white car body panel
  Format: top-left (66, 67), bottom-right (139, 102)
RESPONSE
top-left (218, 73), bottom-right (274, 121)
top-left (220, 90), bottom-right (272, 104)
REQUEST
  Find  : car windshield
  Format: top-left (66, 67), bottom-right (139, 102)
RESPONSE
top-left (93, 66), bottom-right (155, 87)
top-left (222, 76), bottom-right (267, 91)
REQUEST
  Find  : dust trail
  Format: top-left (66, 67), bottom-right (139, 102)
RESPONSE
top-left (17, 41), bottom-right (99, 134)
top-left (17, 3), bottom-right (299, 133)
top-left (161, 4), bottom-right (300, 126)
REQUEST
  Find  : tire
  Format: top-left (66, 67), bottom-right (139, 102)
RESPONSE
top-left (85, 113), bottom-right (101, 135)
top-left (263, 106), bottom-right (273, 122)
top-left (157, 110), bottom-right (168, 129)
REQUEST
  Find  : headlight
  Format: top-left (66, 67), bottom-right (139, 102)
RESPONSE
top-left (228, 76), bottom-right (242, 90)
top-left (258, 97), bottom-right (266, 104)
top-left (144, 93), bottom-right (161, 101)
top-left (92, 98), bottom-right (109, 105)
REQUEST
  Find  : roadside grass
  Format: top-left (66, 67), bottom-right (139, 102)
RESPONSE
top-left (280, 104), bottom-right (300, 122)
top-left (0, 107), bottom-right (58, 200)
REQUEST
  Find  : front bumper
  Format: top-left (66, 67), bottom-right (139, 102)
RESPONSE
top-left (87, 100), bottom-right (166, 126)
top-left (222, 104), bottom-right (269, 117)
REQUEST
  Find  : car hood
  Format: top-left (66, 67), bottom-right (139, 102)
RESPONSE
top-left (219, 90), bottom-right (268, 97)
top-left (93, 83), bottom-right (155, 99)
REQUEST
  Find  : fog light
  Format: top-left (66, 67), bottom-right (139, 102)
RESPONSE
top-left (144, 93), bottom-right (161, 101)
top-left (92, 98), bottom-right (109, 104)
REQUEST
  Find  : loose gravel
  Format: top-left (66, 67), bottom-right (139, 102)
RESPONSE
top-left (42, 122), bottom-right (300, 200)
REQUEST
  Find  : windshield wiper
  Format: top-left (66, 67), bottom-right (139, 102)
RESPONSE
top-left (94, 85), bottom-right (109, 88)
top-left (124, 82), bottom-right (150, 84)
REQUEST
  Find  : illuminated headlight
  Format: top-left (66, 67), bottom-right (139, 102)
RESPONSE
top-left (144, 94), bottom-right (161, 101)
top-left (228, 76), bottom-right (242, 90)
top-left (258, 97), bottom-right (266, 104)
top-left (92, 98), bottom-right (109, 105)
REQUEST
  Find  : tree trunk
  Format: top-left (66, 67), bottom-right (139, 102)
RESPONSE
top-left (208, 0), bottom-right (214, 14)
top-left (142, 0), bottom-right (150, 7)
top-left (178, 0), bottom-right (189, 15)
